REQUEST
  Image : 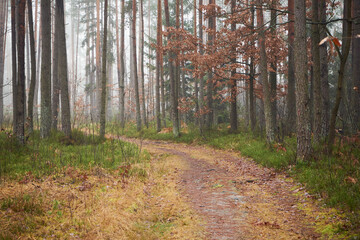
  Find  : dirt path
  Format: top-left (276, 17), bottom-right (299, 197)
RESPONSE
top-left (121, 137), bottom-right (323, 239)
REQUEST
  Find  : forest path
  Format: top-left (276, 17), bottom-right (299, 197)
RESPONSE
top-left (118, 137), bottom-right (322, 239)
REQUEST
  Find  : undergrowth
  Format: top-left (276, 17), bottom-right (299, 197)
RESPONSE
top-left (0, 128), bottom-right (204, 239)
top-left (114, 122), bottom-right (360, 235)
top-left (0, 129), bottom-right (144, 180)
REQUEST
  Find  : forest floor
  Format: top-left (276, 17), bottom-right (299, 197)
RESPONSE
top-left (0, 129), bottom-right (355, 239)
top-left (118, 136), bottom-right (351, 240)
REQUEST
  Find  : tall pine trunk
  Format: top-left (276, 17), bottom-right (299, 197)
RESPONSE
top-left (27, 0), bottom-right (36, 133)
top-left (40, 0), bottom-right (52, 138)
top-left (286, 0), bottom-right (296, 135)
top-left (155, 0), bottom-right (162, 132)
top-left (270, 0), bottom-right (277, 137)
top-left (164, 0), bottom-right (179, 137)
top-left (249, 3), bottom-right (256, 132)
top-left (132, 0), bottom-right (142, 131)
top-left (139, 0), bottom-right (147, 128)
top-left (11, 0), bottom-right (17, 134)
top-left (328, 0), bottom-right (352, 152)
top-left (294, 0), bottom-right (312, 160)
top-left (198, 0), bottom-right (204, 133)
top-left (0, 0), bottom-right (8, 127)
top-left (256, 0), bottom-right (275, 144)
top-left (352, 0), bottom-right (360, 132)
top-left (96, 0), bottom-right (101, 121)
top-left (319, 0), bottom-right (329, 138)
top-left (206, 0), bottom-right (215, 129)
top-left (312, 0), bottom-right (322, 143)
top-left (16, 0), bottom-right (26, 144)
top-left (99, 0), bottom-right (108, 138)
top-left (56, 0), bottom-right (71, 137)
top-left (229, 0), bottom-right (237, 132)
top-left (52, 0), bottom-right (59, 130)
top-left (119, 0), bottom-right (125, 128)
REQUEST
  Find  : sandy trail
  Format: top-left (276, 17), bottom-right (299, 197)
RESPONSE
top-left (120, 137), bottom-right (321, 239)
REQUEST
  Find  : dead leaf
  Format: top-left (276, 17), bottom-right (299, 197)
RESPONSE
top-left (319, 36), bottom-right (329, 46)
top-left (332, 37), bottom-right (341, 47)
top-left (344, 176), bottom-right (357, 184)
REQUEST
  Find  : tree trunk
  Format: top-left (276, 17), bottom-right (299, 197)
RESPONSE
top-left (286, 0), bottom-right (296, 135)
top-left (27, 0), bottom-right (36, 133)
top-left (52, 0), bottom-right (59, 130)
top-left (34, 7), bottom-right (41, 127)
top-left (155, 0), bottom-right (162, 132)
top-left (270, 0), bottom-right (277, 137)
top-left (56, 0), bottom-right (71, 137)
top-left (294, 0), bottom-right (312, 160)
top-left (193, 0), bottom-right (199, 126)
top-left (249, 3), bottom-right (256, 132)
top-left (160, 49), bottom-right (166, 127)
top-left (139, 0), bottom-right (147, 128)
top-left (132, 0), bottom-right (142, 131)
top-left (99, 0), bottom-right (108, 138)
top-left (352, 0), bottom-right (360, 132)
top-left (198, 0), bottom-right (204, 133)
top-left (96, 0), bottom-right (101, 121)
top-left (16, 0), bottom-right (26, 144)
top-left (206, 0), bottom-right (215, 129)
top-left (40, 0), bottom-right (52, 138)
top-left (0, 0), bottom-right (8, 127)
top-left (312, 0), bottom-right (322, 143)
top-left (319, 0), bottom-right (329, 138)
top-left (117, 0), bottom-right (125, 128)
top-left (164, 0), bottom-right (179, 137)
top-left (256, 0), bottom-right (275, 144)
top-left (11, 0), bottom-right (17, 134)
top-left (229, 0), bottom-right (237, 132)
top-left (328, 0), bottom-right (352, 152)
top-left (175, 0), bottom-right (181, 131)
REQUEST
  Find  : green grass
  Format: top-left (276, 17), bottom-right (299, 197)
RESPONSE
top-left (114, 122), bottom-right (360, 232)
top-left (0, 128), bottom-right (147, 180)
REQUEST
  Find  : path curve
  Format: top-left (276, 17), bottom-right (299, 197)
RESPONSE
top-left (120, 137), bottom-right (321, 239)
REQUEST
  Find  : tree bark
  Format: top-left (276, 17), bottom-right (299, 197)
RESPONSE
top-left (206, 0), bottom-right (215, 129)
top-left (99, 0), bottom-right (108, 138)
top-left (118, 0), bottom-right (125, 128)
top-left (0, 0), bottom-right (8, 127)
top-left (40, 0), bottom-right (52, 138)
top-left (155, 0), bottom-right (162, 132)
top-left (96, 0), bottom-right (101, 121)
top-left (16, 0), bottom-right (26, 144)
top-left (198, 0), bottom-right (204, 133)
top-left (175, 0), bottom-right (181, 131)
top-left (249, 3), bottom-right (256, 132)
top-left (294, 0), bottom-right (312, 160)
top-left (193, 0), bottom-right (199, 126)
top-left (328, 0), bottom-right (352, 152)
top-left (229, 0), bottom-right (237, 132)
top-left (11, 0), bottom-right (17, 134)
top-left (139, 0), bottom-right (147, 128)
top-left (27, 0), bottom-right (36, 133)
top-left (270, 0), bottom-right (277, 137)
top-left (52, 0), bottom-right (59, 130)
top-left (56, 0), bottom-right (71, 137)
top-left (286, 0), bottom-right (296, 135)
top-left (132, 0), bottom-right (142, 132)
top-left (312, 0), bottom-right (322, 143)
top-left (352, 0), bottom-right (360, 132)
top-left (319, 0), bottom-right (329, 138)
top-left (256, 0), bottom-right (275, 144)
top-left (164, 0), bottom-right (179, 137)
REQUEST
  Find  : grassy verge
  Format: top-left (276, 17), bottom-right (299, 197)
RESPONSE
top-left (0, 129), bottom-right (204, 239)
top-left (114, 122), bottom-right (360, 236)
